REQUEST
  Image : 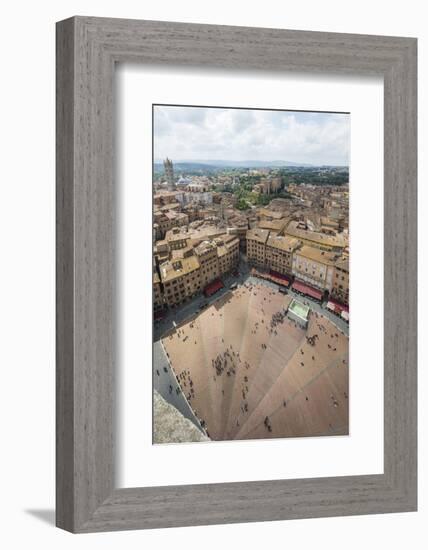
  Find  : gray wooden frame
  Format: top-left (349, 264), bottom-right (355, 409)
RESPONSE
top-left (56, 16), bottom-right (417, 533)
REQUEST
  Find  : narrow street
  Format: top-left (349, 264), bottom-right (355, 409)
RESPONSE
top-left (153, 341), bottom-right (204, 433)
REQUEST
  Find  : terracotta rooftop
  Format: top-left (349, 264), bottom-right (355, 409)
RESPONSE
top-left (159, 255), bottom-right (200, 282)
top-left (247, 228), bottom-right (270, 244)
top-left (285, 220), bottom-right (348, 249)
top-left (294, 245), bottom-right (339, 265)
top-left (267, 234), bottom-right (300, 253)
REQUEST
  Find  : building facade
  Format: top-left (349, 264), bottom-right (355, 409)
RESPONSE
top-left (153, 271), bottom-right (164, 311)
top-left (247, 228), bottom-right (300, 277)
top-left (292, 246), bottom-right (338, 292)
top-left (153, 210), bottom-right (189, 239)
top-left (160, 256), bottom-right (201, 307)
top-left (265, 234), bottom-right (300, 276)
top-left (155, 233), bottom-right (239, 308)
top-left (330, 257), bottom-right (349, 305)
top-left (246, 228), bottom-right (270, 267)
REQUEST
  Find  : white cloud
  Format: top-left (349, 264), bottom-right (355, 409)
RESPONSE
top-left (154, 105), bottom-right (349, 165)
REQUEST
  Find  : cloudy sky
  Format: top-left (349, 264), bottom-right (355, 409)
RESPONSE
top-left (153, 105), bottom-right (350, 166)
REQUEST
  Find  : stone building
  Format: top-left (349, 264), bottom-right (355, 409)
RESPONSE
top-left (154, 209), bottom-right (189, 239)
top-left (156, 233), bottom-right (239, 308)
top-left (331, 256), bottom-right (349, 305)
top-left (153, 270), bottom-right (164, 311)
top-left (291, 245), bottom-right (339, 292)
top-left (265, 234), bottom-right (301, 276)
top-left (246, 228), bottom-right (270, 267)
top-left (285, 220), bottom-right (347, 253)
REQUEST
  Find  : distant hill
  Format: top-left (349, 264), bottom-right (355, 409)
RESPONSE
top-left (154, 162), bottom-right (223, 172)
top-left (154, 159), bottom-right (314, 171)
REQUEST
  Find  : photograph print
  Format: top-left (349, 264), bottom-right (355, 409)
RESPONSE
top-left (152, 104), bottom-right (349, 444)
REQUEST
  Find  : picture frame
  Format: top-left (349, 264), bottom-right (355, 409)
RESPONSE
top-left (56, 16), bottom-right (417, 532)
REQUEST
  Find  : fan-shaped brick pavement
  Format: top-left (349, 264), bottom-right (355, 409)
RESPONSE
top-left (162, 282), bottom-right (349, 441)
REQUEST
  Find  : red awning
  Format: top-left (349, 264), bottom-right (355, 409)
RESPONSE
top-left (272, 277), bottom-right (290, 287)
top-left (269, 270), bottom-right (291, 286)
top-left (292, 280), bottom-right (323, 300)
top-left (328, 298), bottom-right (349, 313)
top-left (154, 309), bottom-right (166, 320)
top-left (204, 279), bottom-right (224, 297)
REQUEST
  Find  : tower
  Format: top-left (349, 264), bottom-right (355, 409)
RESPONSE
top-left (163, 157), bottom-right (175, 191)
